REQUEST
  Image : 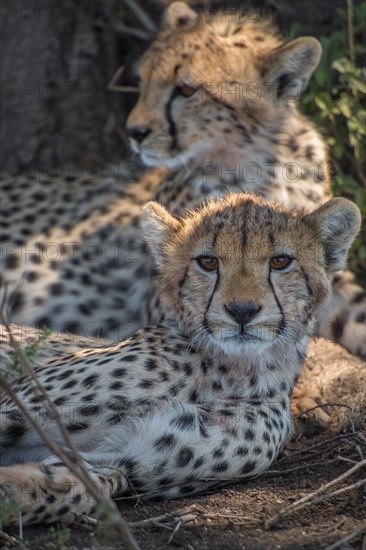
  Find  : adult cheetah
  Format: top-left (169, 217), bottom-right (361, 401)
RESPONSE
top-left (0, 2), bottom-right (365, 356)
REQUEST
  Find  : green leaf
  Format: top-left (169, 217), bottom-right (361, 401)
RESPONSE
top-left (349, 78), bottom-right (366, 93)
top-left (338, 101), bottom-right (352, 118)
top-left (332, 58), bottom-right (351, 73)
top-left (333, 143), bottom-right (344, 159)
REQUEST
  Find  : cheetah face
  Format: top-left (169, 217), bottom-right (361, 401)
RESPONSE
top-left (126, 2), bottom-right (321, 169)
top-left (142, 193), bottom-right (360, 357)
top-left (126, 32), bottom-right (259, 169)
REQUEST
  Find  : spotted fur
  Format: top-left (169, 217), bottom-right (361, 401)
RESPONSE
top-left (0, 2), bottom-right (365, 356)
top-left (0, 193), bottom-right (361, 526)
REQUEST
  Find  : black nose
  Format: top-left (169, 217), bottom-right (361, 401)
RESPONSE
top-left (127, 125), bottom-right (151, 144)
top-left (225, 300), bottom-right (262, 325)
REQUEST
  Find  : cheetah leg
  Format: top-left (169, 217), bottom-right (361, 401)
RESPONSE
top-left (84, 402), bottom-right (293, 500)
top-left (0, 460), bottom-right (127, 526)
top-left (1, 402), bottom-right (293, 524)
top-left (316, 271), bottom-right (366, 357)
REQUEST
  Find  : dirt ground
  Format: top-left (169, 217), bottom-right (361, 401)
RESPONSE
top-left (5, 432), bottom-right (365, 550)
top-left (3, 340), bottom-right (366, 550)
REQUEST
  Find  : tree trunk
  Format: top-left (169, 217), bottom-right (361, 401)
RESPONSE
top-left (1, 0), bottom-right (356, 175)
top-left (0, 0), bottom-right (132, 174)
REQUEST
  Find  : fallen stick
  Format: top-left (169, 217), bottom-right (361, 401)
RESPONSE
top-left (264, 458), bottom-right (341, 477)
top-left (123, 0), bottom-right (157, 32)
top-left (278, 433), bottom-right (365, 463)
top-left (265, 458), bottom-right (366, 529)
top-left (325, 523), bottom-right (366, 550)
top-left (0, 530), bottom-right (18, 547)
top-left (0, 314), bottom-right (140, 550)
top-left (128, 505), bottom-right (199, 528)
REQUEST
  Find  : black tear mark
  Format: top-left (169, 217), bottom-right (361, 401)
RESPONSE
top-left (178, 266), bottom-right (189, 300)
top-left (166, 87), bottom-right (181, 153)
top-left (268, 234), bottom-right (286, 334)
top-left (300, 266), bottom-right (313, 296)
top-left (203, 265), bottom-right (220, 332)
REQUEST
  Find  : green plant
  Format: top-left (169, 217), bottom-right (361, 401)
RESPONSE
top-left (5, 326), bottom-right (52, 378)
top-left (50, 525), bottom-right (72, 550)
top-left (0, 499), bottom-right (20, 529)
top-left (294, 1), bottom-right (366, 282)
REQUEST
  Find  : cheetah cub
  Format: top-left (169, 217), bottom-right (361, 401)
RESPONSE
top-left (0, 193), bottom-right (360, 526)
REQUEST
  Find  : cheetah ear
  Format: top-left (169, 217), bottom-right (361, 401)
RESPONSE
top-left (309, 198), bottom-right (361, 273)
top-left (141, 201), bottom-right (182, 265)
top-left (265, 37), bottom-right (322, 99)
top-left (164, 2), bottom-right (199, 31)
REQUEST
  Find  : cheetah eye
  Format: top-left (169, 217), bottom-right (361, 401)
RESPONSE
top-left (177, 84), bottom-right (198, 98)
top-left (270, 256), bottom-right (293, 270)
top-left (196, 256), bottom-right (219, 272)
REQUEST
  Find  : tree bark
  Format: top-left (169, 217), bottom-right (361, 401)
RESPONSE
top-left (0, 0), bottom-right (132, 174)
top-left (1, 0), bottom-right (357, 175)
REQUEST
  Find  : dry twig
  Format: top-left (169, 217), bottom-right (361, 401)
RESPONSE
top-left (265, 458), bottom-right (366, 529)
top-left (336, 455), bottom-right (358, 465)
top-left (264, 458), bottom-right (342, 477)
top-left (0, 313), bottom-right (140, 550)
top-left (0, 530), bottom-right (18, 547)
top-left (278, 432), bottom-right (365, 464)
top-left (128, 505), bottom-right (199, 528)
top-left (93, 19), bottom-right (151, 41)
top-left (123, 0), bottom-right (157, 33)
top-left (128, 504), bottom-right (257, 531)
top-left (108, 65), bottom-right (139, 93)
top-left (166, 519), bottom-right (182, 545)
top-left (325, 523), bottom-right (366, 550)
